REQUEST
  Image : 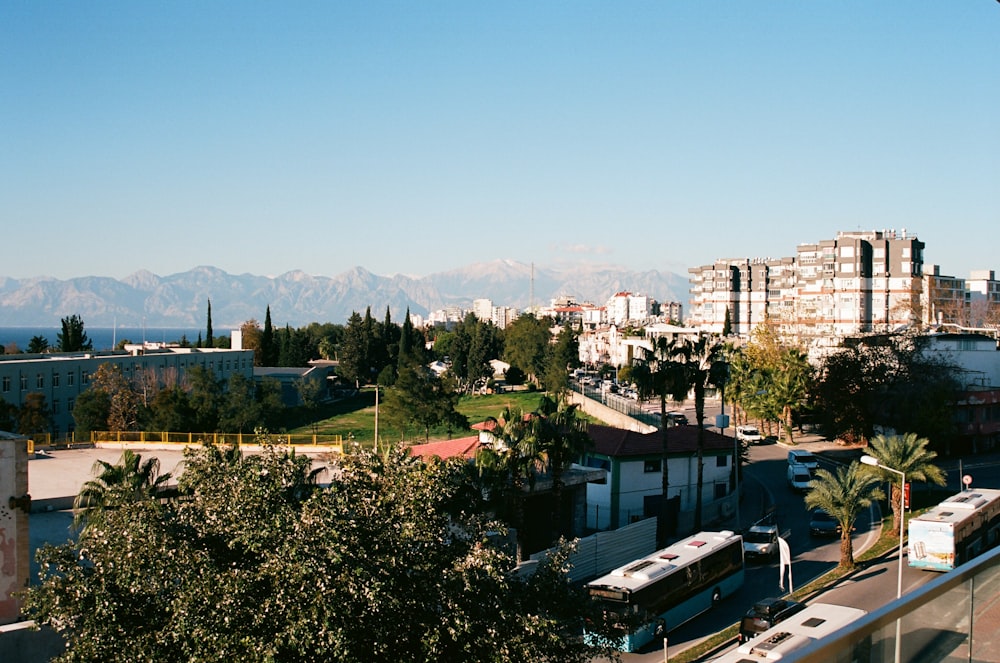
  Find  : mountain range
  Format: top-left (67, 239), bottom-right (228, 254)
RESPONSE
top-left (0, 261), bottom-right (689, 329)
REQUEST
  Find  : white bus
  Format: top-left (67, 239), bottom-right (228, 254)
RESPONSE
top-left (908, 488), bottom-right (1000, 572)
top-left (712, 603), bottom-right (867, 662)
top-left (584, 530), bottom-right (744, 652)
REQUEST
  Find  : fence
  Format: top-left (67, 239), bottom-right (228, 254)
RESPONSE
top-left (28, 431), bottom-right (345, 454)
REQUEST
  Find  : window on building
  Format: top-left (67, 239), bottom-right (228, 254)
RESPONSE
top-left (68, 372), bottom-right (75, 386)
top-left (37, 373), bottom-right (44, 388)
top-left (53, 372), bottom-right (60, 388)
top-left (81, 371), bottom-right (89, 385)
top-left (644, 459), bottom-right (662, 473)
top-left (902, 247), bottom-right (911, 258)
top-left (53, 399), bottom-right (60, 414)
top-left (20, 375), bottom-right (27, 391)
top-left (68, 398), bottom-right (75, 412)
top-left (840, 246), bottom-right (855, 258)
top-left (841, 263), bottom-right (854, 273)
top-left (716, 455), bottom-right (728, 467)
top-left (2, 376), bottom-right (9, 392)
top-left (873, 248), bottom-right (885, 259)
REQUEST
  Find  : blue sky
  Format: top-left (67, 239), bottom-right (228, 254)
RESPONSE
top-left (2, 1), bottom-right (997, 282)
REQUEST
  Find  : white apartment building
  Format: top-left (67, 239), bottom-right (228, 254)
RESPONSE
top-left (605, 292), bottom-right (652, 327)
top-left (689, 229), bottom-right (928, 346)
top-left (0, 343), bottom-right (254, 439)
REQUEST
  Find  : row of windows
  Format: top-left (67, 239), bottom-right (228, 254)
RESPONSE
top-left (0, 357), bottom-right (250, 394)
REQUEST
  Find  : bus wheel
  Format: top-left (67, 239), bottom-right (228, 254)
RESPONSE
top-left (712, 588), bottom-right (722, 606)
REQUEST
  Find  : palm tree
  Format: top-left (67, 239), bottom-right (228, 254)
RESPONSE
top-left (673, 333), bottom-right (726, 531)
top-left (768, 348), bottom-right (813, 444)
top-left (805, 462), bottom-right (884, 569)
top-left (631, 335), bottom-right (689, 542)
top-left (534, 394), bottom-right (593, 543)
top-left (475, 406), bottom-right (543, 560)
top-left (73, 449), bottom-right (172, 529)
top-left (863, 433), bottom-right (946, 536)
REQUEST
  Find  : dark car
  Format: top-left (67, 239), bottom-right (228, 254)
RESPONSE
top-left (665, 411), bottom-right (688, 426)
top-left (808, 508), bottom-right (841, 537)
top-left (738, 597), bottom-right (806, 644)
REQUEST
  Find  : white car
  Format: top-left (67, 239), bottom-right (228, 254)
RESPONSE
top-left (742, 524), bottom-right (778, 560)
top-left (736, 425), bottom-right (764, 444)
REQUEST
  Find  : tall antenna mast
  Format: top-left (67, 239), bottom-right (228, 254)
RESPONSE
top-left (530, 262), bottom-right (535, 313)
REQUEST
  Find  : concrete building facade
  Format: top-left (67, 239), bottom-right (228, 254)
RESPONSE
top-left (688, 229), bottom-right (929, 346)
top-left (0, 344), bottom-right (254, 440)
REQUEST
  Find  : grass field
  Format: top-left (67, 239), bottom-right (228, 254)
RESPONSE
top-left (284, 388), bottom-right (559, 448)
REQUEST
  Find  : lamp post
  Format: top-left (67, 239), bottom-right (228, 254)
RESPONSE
top-left (861, 454), bottom-right (905, 663)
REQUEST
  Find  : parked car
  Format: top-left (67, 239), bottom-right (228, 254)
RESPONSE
top-left (808, 508), bottom-right (841, 537)
top-left (738, 597), bottom-right (806, 644)
top-left (742, 524), bottom-right (778, 561)
top-left (736, 425), bottom-right (764, 444)
top-left (665, 411), bottom-right (688, 426)
top-left (787, 449), bottom-right (819, 474)
top-left (787, 463), bottom-right (813, 492)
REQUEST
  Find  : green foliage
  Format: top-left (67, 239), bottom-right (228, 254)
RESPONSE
top-left (813, 332), bottom-right (961, 447)
top-left (862, 432), bottom-right (946, 535)
top-left (28, 334), bottom-right (50, 353)
top-left (805, 462), bottom-right (884, 569)
top-left (26, 442), bottom-right (616, 663)
top-left (503, 314), bottom-right (553, 386)
top-left (72, 389), bottom-right (111, 436)
top-left (17, 391), bottom-right (51, 435)
top-left (381, 365), bottom-right (469, 441)
top-left (56, 314), bottom-right (92, 352)
top-left (72, 448), bottom-right (172, 530)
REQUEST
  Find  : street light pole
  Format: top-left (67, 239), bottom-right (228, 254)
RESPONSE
top-left (861, 455), bottom-right (905, 663)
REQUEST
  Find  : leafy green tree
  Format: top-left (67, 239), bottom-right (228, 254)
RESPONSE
top-left (542, 324), bottom-right (578, 394)
top-left (240, 319), bottom-right (263, 366)
top-left (339, 311), bottom-right (370, 386)
top-left (863, 433), bottom-right (947, 536)
top-left (141, 385), bottom-right (195, 432)
top-left (17, 392), bottom-right (51, 435)
top-left (90, 363), bottom-right (139, 432)
top-left (534, 395), bottom-right (592, 543)
top-left (0, 397), bottom-right (17, 431)
top-left (72, 389), bottom-right (111, 437)
top-left (476, 406), bottom-right (543, 560)
top-left (813, 332), bottom-right (960, 447)
top-left (56, 314), bottom-right (93, 352)
top-left (805, 462), bottom-right (883, 569)
top-left (26, 443), bottom-right (617, 663)
top-left (381, 364), bottom-right (468, 441)
top-left (217, 373), bottom-right (262, 433)
top-left (72, 448), bottom-right (172, 530)
top-left (187, 366), bottom-right (222, 432)
top-left (503, 313), bottom-right (552, 386)
top-left (28, 334), bottom-right (50, 353)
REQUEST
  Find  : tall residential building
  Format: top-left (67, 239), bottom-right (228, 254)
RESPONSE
top-left (688, 229), bottom-right (926, 345)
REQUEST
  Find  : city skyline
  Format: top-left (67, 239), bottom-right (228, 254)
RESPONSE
top-left (3, 2), bottom-right (998, 281)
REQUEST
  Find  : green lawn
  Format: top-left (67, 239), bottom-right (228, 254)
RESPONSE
top-left (284, 388), bottom-right (560, 448)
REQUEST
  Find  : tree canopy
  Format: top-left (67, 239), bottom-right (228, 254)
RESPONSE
top-left (26, 441), bottom-right (619, 663)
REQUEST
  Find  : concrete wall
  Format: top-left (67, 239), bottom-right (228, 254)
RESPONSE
top-left (0, 433), bottom-right (29, 625)
top-left (567, 391), bottom-right (656, 434)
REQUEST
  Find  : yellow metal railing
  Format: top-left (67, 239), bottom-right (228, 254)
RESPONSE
top-left (87, 431), bottom-right (345, 454)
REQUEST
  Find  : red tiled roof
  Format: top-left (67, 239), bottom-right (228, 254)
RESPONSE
top-left (586, 423), bottom-right (733, 458)
top-left (408, 436), bottom-right (482, 460)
